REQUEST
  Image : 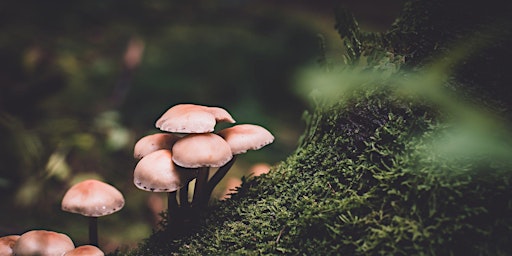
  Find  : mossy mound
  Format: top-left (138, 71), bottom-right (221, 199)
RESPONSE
top-left (127, 84), bottom-right (512, 255)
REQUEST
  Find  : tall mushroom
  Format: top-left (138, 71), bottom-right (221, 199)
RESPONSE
top-left (171, 133), bottom-right (233, 208)
top-left (12, 230), bottom-right (75, 256)
top-left (207, 124), bottom-right (275, 198)
top-left (61, 179), bottom-right (125, 247)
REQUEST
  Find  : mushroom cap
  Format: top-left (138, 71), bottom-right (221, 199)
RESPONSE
top-left (217, 124), bottom-right (275, 154)
top-left (134, 149), bottom-right (197, 192)
top-left (61, 179), bottom-right (125, 217)
top-left (0, 235), bottom-right (20, 255)
top-left (172, 133), bottom-right (233, 168)
top-left (64, 245), bottom-right (104, 256)
top-left (133, 133), bottom-right (180, 159)
top-left (206, 106), bottom-right (236, 123)
top-left (12, 230), bottom-right (74, 256)
top-left (155, 104), bottom-right (235, 133)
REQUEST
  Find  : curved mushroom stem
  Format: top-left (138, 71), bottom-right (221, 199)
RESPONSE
top-left (89, 217), bottom-right (98, 247)
top-left (192, 167), bottom-right (210, 208)
top-left (205, 155), bottom-right (237, 200)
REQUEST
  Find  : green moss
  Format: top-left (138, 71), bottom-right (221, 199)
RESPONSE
top-left (124, 86), bottom-right (512, 255)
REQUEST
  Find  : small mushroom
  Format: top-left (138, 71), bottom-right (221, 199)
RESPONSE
top-left (64, 245), bottom-right (104, 256)
top-left (12, 230), bottom-right (74, 256)
top-left (155, 104), bottom-right (235, 133)
top-left (133, 149), bottom-right (197, 226)
top-left (61, 179), bottom-right (125, 247)
top-left (134, 149), bottom-right (196, 192)
top-left (217, 124), bottom-right (275, 155)
top-left (248, 162), bottom-right (271, 177)
top-left (0, 235), bottom-right (19, 255)
top-left (133, 133), bottom-right (180, 159)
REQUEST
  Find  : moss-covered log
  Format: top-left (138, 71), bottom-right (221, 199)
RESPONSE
top-left (124, 0), bottom-right (512, 255)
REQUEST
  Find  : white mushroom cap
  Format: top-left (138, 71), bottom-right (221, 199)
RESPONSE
top-left (217, 124), bottom-right (275, 154)
top-left (64, 245), bottom-right (104, 256)
top-left (172, 133), bottom-right (233, 168)
top-left (155, 104), bottom-right (235, 133)
top-left (0, 235), bottom-right (19, 255)
top-left (12, 230), bottom-right (74, 256)
top-left (61, 179), bottom-right (125, 217)
top-left (133, 149), bottom-right (197, 192)
top-left (133, 133), bottom-right (180, 159)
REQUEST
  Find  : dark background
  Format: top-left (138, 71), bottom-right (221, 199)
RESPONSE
top-left (0, 0), bottom-right (403, 252)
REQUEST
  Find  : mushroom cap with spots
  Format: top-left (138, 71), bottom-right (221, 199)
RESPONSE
top-left (172, 133), bottom-right (233, 168)
top-left (133, 133), bottom-right (180, 159)
top-left (217, 124), bottom-right (275, 154)
top-left (133, 149), bottom-right (197, 192)
top-left (64, 245), bottom-right (104, 256)
top-left (12, 230), bottom-right (75, 256)
top-left (155, 104), bottom-right (235, 133)
top-left (0, 235), bottom-right (19, 255)
top-left (61, 179), bottom-right (125, 217)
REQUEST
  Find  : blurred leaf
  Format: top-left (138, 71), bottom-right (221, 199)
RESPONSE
top-left (45, 147), bottom-right (71, 181)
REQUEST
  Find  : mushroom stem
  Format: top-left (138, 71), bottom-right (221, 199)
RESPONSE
top-left (89, 217), bottom-right (98, 247)
top-left (179, 183), bottom-right (190, 208)
top-left (205, 155), bottom-right (237, 200)
top-left (167, 190), bottom-right (179, 227)
top-left (192, 167), bottom-right (210, 208)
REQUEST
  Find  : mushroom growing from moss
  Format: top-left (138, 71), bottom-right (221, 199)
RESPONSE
top-left (61, 179), bottom-right (125, 247)
top-left (12, 230), bottom-right (74, 256)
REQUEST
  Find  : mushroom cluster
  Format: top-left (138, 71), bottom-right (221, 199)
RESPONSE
top-left (0, 179), bottom-right (123, 255)
top-left (0, 230), bottom-right (104, 256)
top-left (133, 103), bottom-right (274, 227)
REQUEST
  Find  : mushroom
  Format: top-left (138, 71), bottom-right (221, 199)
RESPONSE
top-left (133, 149), bottom-right (197, 225)
top-left (247, 162), bottom-right (271, 177)
top-left (207, 124), bottom-right (274, 198)
top-left (134, 149), bottom-right (196, 192)
top-left (171, 133), bottom-right (233, 208)
top-left (64, 245), bottom-right (104, 256)
top-left (0, 235), bottom-right (19, 255)
top-left (133, 133), bottom-right (180, 159)
top-left (12, 230), bottom-right (74, 256)
top-left (61, 179), bottom-right (125, 247)
top-left (155, 104), bottom-right (235, 133)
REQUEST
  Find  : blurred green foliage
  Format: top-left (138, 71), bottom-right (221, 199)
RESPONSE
top-left (0, 0), bottom-right (327, 251)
